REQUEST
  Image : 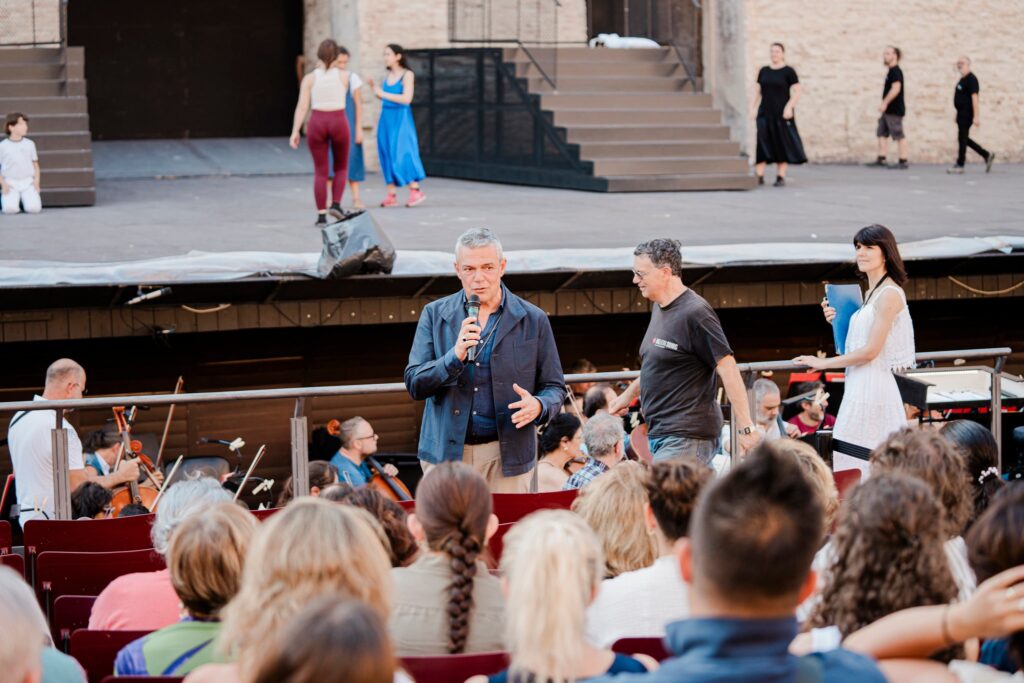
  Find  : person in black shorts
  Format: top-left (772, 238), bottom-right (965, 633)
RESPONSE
top-left (749, 42), bottom-right (807, 187)
top-left (867, 46), bottom-right (908, 170)
top-left (948, 56), bottom-right (995, 174)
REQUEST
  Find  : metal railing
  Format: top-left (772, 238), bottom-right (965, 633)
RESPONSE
top-left (0, 347), bottom-right (1014, 521)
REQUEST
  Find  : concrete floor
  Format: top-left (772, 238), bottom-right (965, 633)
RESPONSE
top-left (0, 137), bottom-right (1021, 264)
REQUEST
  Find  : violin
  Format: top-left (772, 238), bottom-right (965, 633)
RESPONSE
top-left (326, 419), bottom-right (412, 502)
top-left (105, 406), bottom-right (162, 517)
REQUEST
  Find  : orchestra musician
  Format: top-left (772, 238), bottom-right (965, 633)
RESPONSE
top-left (6, 359), bottom-right (140, 526)
top-left (329, 416), bottom-right (399, 487)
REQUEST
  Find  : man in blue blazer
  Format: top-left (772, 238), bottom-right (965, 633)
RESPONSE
top-left (404, 228), bottom-right (566, 492)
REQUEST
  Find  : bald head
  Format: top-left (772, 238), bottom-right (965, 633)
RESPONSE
top-left (43, 359), bottom-right (85, 400)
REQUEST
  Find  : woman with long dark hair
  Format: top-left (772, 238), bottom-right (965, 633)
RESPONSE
top-left (536, 413), bottom-right (583, 492)
top-left (749, 42), bottom-right (807, 186)
top-left (794, 224), bottom-right (915, 475)
top-left (941, 419), bottom-right (1005, 530)
top-left (367, 44), bottom-right (425, 208)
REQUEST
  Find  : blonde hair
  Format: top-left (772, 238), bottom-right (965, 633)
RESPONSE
top-left (167, 502), bottom-right (258, 619)
top-left (769, 440), bottom-right (839, 530)
top-left (0, 566), bottom-right (47, 682)
top-left (218, 499), bottom-right (393, 673)
top-left (500, 510), bottom-right (603, 682)
top-left (571, 460), bottom-right (658, 577)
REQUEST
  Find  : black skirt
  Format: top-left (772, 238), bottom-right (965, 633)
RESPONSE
top-left (756, 116), bottom-right (808, 165)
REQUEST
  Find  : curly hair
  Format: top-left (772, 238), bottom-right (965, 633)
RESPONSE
top-left (415, 462), bottom-right (492, 654)
top-left (336, 487), bottom-right (419, 567)
top-left (644, 457), bottom-right (713, 542)
top-left (809, 473), bottom-right (959, 647)
top-left (634, 238), bottom-right (683, 277)
top-left (941, 419), bottom-right (1005, 530)
top-left (869, 428), bottom-right (972, 539)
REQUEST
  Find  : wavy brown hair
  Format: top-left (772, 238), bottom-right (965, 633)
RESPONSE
top-left (336, 487), bottom-right (419, 567)
top-left (809, 473), bottom-right (959, 646)
top-left (644, 457), bottom-right (713, 542)
top-left (414, 462), bottom-right (492, 654)
top-left (869, 428), bottom-right (972, 539)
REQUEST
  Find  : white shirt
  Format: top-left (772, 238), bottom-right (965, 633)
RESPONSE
top-left (945, 536), bottom-right (977, 600)
top-left (350, 72), bottom-right (363, 92)
top-left (586, 554), bottom-right (688, 647)
top-left (949, 661), bottom-right (1024, 682)
top-left (0, 137), bottom-right (38, 181)
top-left (7, 396), bottom-right (85, 526)
top-left (311, 67), bottom-right (347, 110)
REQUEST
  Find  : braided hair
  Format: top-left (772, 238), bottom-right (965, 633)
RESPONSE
top-left (415, 462), bottom-right (492, 654)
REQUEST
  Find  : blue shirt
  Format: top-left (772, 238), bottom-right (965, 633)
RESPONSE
top-left (330, 452), bottom-right (373, 487)
top-left (563, 457), bottom-right (609, 490)
top-left (588, 616), bottom-right (886, 683)
top-left (489, 653), bottom-right (647, 682)
top-left (467, 295), bottom-right (504, 441)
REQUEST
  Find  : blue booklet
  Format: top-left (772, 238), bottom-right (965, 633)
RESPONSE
top-left (825, 283), bottom-right (863, 355)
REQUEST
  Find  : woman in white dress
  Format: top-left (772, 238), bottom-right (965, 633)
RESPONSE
top-left (794, 224), bottom-right (916, 476)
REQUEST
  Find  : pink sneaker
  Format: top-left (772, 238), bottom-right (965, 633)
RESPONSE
top-left (380, 192), bottom-right (398, 208)
top-left (406, 188), bottom-right (426, 207)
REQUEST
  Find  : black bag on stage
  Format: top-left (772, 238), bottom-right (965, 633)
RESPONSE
top-left (317, 211), bottom-right (396, 279)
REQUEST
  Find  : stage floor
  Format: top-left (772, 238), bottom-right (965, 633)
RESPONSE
top-left (0, 138), bottom-right (1022, 267)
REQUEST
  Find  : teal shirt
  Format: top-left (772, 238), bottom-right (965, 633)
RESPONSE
top-left (42, 648), bottom-right (85, 683)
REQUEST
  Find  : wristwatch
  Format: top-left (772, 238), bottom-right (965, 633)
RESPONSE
top-left (737, 425), bottom-right (755, 435)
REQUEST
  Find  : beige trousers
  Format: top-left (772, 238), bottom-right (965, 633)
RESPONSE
top-left (420, 441), bottom-right (534, 493)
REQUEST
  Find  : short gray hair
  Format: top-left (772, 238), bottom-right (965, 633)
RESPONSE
top-left (583, 413), bottom-right (625, 459)
top-left (634, 239), bottom-right (683, 277)
top-left (151, 475), bottom-right (232, 555)
top-left (0, 566), bottom-right (48, 679)
top-left (753, 378), bottom-right (781, 406)
top-left (455, 228), bottom-right (503, 260)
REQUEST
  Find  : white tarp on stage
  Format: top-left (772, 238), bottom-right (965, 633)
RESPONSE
top-left (1, 235), bottom-right (1021, 286)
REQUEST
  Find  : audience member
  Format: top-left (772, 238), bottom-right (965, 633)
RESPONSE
top-left (572, 461), bottom-right (658, 578)
top-left (767, 439), bottom-right (839, 531)
top-left (247, 599), bottom-right (397, 683)
top-left (319, 481), bottom-right (355, 501)
top-left (115, 503), bottom-right (258, 676)
top-left (186, 498), bottom-right (393, 683)
top-left (336, 486), bottom-right (419, 567)
top-left (118, 502), bottom-right (150, 517)
top-left (329, 417), bottom-right (399, 486)
top-left (753, 378), bottom-right (800, 440)
top-left (1, 111), bottom-right (42, 214)
top-left (564, 413), bottom-right (625, 490)
top-left (89, 476), bottom-right (232, 630)
top-left (803, 473), bottom-right (959, 655)
top-left (940, 419), bottom-right (1005, 530)
top-left (391, 462), bottom-right (503, 655)
top-left (536, 413), bottom-right (583, 492)
top-left (70, 480), bottom-right (113, 519)
top-left (586, 458), bottom-right (713, 647)
top-left (467, 510), bottom-right (656, 683)
top-left (589, 443), bottom-right (886, 683)
top-left (786, 381), bottom-right (836, 435)
top-left (568, 357), bottom-right (598, 395)
top-left (583, 383), bottom-right (618, 419)
top-left (276, 460), bottom-right (339, 507)
top-left (870, 429), bottom-right (976, 598)
top-left (0, 566), bottom-right (85, 683)
top-left (81, 424), bottom-right (122, 477)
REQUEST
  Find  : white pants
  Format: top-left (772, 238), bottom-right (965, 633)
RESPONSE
top-left (2, 177), bottom-right (41, 214)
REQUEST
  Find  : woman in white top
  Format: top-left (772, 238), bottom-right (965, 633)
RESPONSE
top-left (289, 39), bottom-right (351, 225)
top-left (795, 224), bottom-right (915, 476)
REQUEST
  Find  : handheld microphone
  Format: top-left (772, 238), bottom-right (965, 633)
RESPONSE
top-left (126, 287), bottom-right (172, 305)
top-left (466, 294), bottom-right (481, 362)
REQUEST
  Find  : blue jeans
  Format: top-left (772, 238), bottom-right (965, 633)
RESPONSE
top-left (647, 434), bottom-right (717, 464)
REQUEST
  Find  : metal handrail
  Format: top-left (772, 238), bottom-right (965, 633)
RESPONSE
top-left (516, 41), bottom-right (557, 90)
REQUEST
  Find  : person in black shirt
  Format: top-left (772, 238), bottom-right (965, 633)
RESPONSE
top-left (948, 56), bottom-right (995, 174)
top-left (749, 42), bottom-right (806, 187)
top-left (867, 46), bottom-right (908, 169)
top-left (608, 239), bottom-right (759, 463)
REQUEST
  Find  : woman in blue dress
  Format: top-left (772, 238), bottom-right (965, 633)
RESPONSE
top-left (368, 43), bottom-right (426, 208)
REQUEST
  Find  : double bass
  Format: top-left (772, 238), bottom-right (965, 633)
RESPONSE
top-left (325, 419), bottom-right (412, 502)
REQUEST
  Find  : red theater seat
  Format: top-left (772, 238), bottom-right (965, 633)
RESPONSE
top-left (251, 507), bottom-right (280, 521)
top-left (612, 636), bottom-right (671, 661)
top-left (101, 678), bottom-right (181, 683)
top-left (833, 468), bottom-right (862, 499)
top-left (36, 548), bottom-right (164, 619)
top-left (0, 552), bottom-right (24, 577)
top-left (491, 489), bottom-right (577, 525)
top-left (0, 519), bottom-right (11, 553)
top-left (486, 522), bottom-right (514, 567)
top-left (401, 651), bottom-right (510, 683)
top-left (52, 594), bottom-right (97, 652)
top-left (70, 630), bottom-right (152, 683)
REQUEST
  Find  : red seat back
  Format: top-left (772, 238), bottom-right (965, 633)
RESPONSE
top-left (70, 630), bottom-right (152, 683)
top-left (100, 678), bottom-right (181, 683)
top-left (0, 519), bottom-right (11, 554)
top-left (0, 552), bottom-right (24, 577)
top-left (612, 637), bottom-right (671, 661)
top-left (832, 468), bottom-right (862, 499)
top-left (251, 507), bottom-right (280, 521)
top-left (401, 652), bottom-right (510, 683)
top-left (486, 522), bottom-right (514, 567)
top-left (491, 489), bottom-right (577, 525)
top-left (398, 499), bottom-right (415, 513)
top-left (25, 514), bottom-right (155, 555)
top-left (36, 549), bottom-right (165, 617)
top-left (52, 594), bottom-right (97, 652)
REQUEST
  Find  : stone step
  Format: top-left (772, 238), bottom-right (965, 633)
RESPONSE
top-left (604, 173), bottom-right (758, 192)
top-left (530, 75), bottom-right (690, 93)
top-left (0, 63), bottom-right (63, 79)
top-left (578, 140), bottom-right (741, 158)
top-left (0, 79), bottom-right (86, 97)
top-left (40, 167), bottom-right (96, 189)
top-left (37, 148), bottom-right (94, 167)
top-left (40, 186), bottom-right (96, 207)
top-left (25, 113), bottom-right (91, 133)
top-left (0, 96), bottom-right (88, 114)
top-left (516, 60), bottom-right (682, 78)
top-left (566, 123), bottom-right (731, 142)
top-left (30, 131), bottom-right (93, 150)
top-left (541, 92), bottom-right (713, 108)
top-left (0, 47), bottom-right (63, 64)
top-left (552, 108), bottom-right (720, 126)
top-left (592, 156), bottom-right (750, 176)
top-left (505, 46), bottom-right (675, 63)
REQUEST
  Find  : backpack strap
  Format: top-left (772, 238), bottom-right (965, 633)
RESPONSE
top-left (795, 655), bottom-right (825, 683)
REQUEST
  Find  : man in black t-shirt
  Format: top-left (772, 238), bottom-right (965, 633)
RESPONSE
top-left (948, 56), bottom-right (995, 174)
top-left (867, 46), bottom-right (908, 169)
top-left (608, 239), bottom-right (759, 463)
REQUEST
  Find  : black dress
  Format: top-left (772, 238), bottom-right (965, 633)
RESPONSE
top-left (756, 65), bottom-right (807, 165)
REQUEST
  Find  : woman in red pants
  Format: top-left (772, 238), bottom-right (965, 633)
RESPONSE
top-left (290, 39), bottom-right (351, 225)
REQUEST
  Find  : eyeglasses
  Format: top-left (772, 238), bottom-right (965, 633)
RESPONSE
top-left (632, 269), bottom-right (651, 281)
top-left (356, 433), bottom-right (379, 441)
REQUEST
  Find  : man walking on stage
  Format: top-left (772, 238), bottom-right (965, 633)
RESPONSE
top-left (610, 239), bottom-right (759, 463)
top-left (404, 228), bottom-right (566, 492)
top-left (866, 46), bottom-right (908, 169)
top-left (948, 55), bottom-right (995, 174)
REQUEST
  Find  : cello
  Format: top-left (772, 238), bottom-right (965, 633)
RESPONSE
top-left (106, 406), bottom-right (162, 516)
top-left (325, 419), bottom-right (412, 502)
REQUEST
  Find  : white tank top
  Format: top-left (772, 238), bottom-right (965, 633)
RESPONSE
top-left (311, 67), bottom-right (347, 111)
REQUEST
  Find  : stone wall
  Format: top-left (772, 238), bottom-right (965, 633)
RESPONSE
top-left (0, 0), bottom-right (60, 45)
top-left (708, 0), bottom-right (1024, 164)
